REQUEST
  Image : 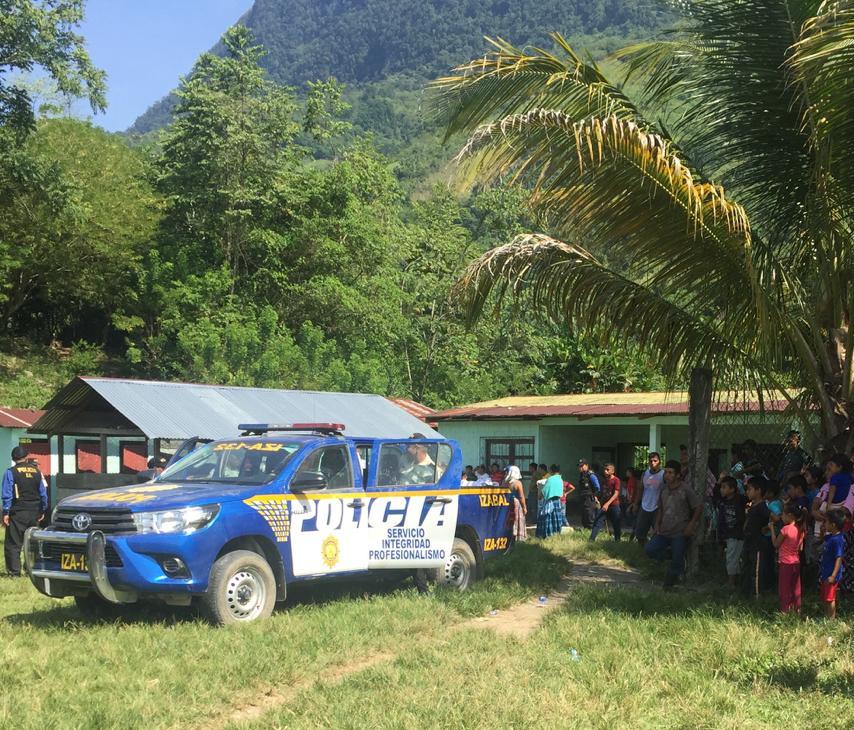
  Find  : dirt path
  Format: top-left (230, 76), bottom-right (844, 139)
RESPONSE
top-left (217, 652), bottom-right (396, 728)
top-left (200, 558), bottom-right (646, 729)
top-left (462, 558), bottom-right (645, 638)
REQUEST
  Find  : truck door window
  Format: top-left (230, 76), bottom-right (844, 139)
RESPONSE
top-left (377, 443), bottom-right (439, 486)
top-left (436, 443), bottom-right (452, 480)
top-left (295, 445), bottom-right (353, 490)
top-left (356, 444), bottom-right (372, 486)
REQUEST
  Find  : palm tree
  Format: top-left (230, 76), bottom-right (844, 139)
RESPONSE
top-left (429, 0), bottom-right (854, 451)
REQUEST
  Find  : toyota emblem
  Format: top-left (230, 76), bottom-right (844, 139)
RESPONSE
top-left (71, 513), bottom-right (92, 531)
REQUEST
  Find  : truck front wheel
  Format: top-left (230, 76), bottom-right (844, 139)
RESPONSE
top-left (202, 550), bottom-right (276, 625)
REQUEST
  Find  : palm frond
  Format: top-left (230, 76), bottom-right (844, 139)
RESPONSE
top-left (458, 233), bottom-right (780, 393)
top-left (614, 38), bottom-right (705, 106)
top-left (789, 1), bottom-right (854, 204)
top-left (427, 33), bottom-right (646, 143)
top-left (613, 1), bottom-right (816, 249)
top-left (456, 110), bottom-right (804, 373)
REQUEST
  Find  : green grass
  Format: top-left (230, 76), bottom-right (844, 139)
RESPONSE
top-left (241, 587), bottom-right (853, 730)
top-left (0, 535), bottom-right (565, 730)
top-left (1, 531), bottom-right (852, 729)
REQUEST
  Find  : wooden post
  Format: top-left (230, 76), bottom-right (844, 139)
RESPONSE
top-left (100, 434), bottom-right (108, 474)
top-left (687, 367), bottom-right (712, 579)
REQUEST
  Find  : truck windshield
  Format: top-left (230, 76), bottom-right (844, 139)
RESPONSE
top-left (157, 440), bottom-right (303, 485)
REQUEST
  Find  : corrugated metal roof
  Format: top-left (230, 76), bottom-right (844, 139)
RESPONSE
top-left (433, 391), bottom-right (791, 420)
top-left (0, 408), bottom-right (45, 429)
top-left (386, 398), bottom-right (436, 422)
top-left (32, 377), bottom-right (440, 440)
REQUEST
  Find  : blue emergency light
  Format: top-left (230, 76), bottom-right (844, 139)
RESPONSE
top-left (238, 423), bottom-right (346, 436)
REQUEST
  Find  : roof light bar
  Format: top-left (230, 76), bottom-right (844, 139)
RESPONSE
top-left (238, 423), bottom-right (346, 436)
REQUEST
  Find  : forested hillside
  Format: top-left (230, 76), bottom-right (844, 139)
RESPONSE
top-left (130, 0), bottom-right (668, 135)
top-left (1, 2), bottom-right (668, 410)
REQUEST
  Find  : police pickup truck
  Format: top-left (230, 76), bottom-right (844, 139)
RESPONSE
top-left (24, 424), bottom-right (513, 624)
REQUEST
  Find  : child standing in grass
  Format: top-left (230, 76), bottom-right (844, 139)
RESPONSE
top-left (771, 504), bottom-right (805, 613)
top-left (717, 476), bottom-right (745, 588)
top-left (742, 477), bottom-right (772, 597)
top-left (819, 509), bottom-right (846, 619)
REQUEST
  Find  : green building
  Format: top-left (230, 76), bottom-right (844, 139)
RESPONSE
top-left (433, 392), bottom-right (797, 478)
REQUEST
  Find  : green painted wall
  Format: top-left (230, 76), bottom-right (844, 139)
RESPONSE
top-left (437, 421), bottom-right (539, 467)
top-left (538, 423), bottom-right (651, 476)
top-left (0, 428), bottom-right (13, 469)
top-left (437, 415), bottom-right (796, 481)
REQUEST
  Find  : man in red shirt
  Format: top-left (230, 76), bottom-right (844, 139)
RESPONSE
top-left (590, 463), bottom-right (622, 541)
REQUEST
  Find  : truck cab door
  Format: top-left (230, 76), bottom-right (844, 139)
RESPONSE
top-left (287, 443), bottom-right (369, 577)
top-left (364, 441), bottom-right (458, 569)
top-left (166, 437), bottom-right (211, 467)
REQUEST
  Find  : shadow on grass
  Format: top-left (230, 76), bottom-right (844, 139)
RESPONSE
top-left (2, 575), bottom-right (415, 630)
top-left (728, 652), bottom-right (854, 696)
top-left (558, 578), bottom-right (781, 620)
top-left (486, 540), bottom-right (571, 585)
top-left (4, 541), bottom-right (570, 629)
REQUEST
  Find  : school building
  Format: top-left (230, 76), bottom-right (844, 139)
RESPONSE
top-left (433, 392), bottom-right (798, 477)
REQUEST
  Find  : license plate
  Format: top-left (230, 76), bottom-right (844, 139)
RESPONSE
top-left (60, 552), bottom-right (88, 572)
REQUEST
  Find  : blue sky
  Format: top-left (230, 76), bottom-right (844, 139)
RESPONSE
top-left (80, 0), bottom-right (253, 131)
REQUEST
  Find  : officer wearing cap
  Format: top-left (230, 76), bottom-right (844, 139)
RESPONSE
top-left (2, 445), bottom-right (48, 576)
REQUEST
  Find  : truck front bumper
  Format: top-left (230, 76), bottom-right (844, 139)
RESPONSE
top-left (24, 528), bottom-right (138, 604)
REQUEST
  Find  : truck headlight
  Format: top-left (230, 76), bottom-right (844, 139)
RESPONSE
top-left (132, 504), bottom-right (220, 535)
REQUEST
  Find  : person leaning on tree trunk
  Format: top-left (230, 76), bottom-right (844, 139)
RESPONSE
top-left (2, 446), bottom-right (48, 576)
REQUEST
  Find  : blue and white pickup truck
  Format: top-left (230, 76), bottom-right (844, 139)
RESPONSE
top-left (24, 424), bottom-right (513, 624)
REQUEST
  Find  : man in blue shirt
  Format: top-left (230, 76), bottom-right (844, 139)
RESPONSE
top-left (2, 445), bottom-right (48, 576)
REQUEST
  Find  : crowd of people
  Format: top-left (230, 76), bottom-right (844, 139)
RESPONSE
top-left (480, 430), bottom-right (853, 618)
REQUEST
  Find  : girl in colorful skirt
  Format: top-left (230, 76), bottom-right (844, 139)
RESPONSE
top-left (536, 464), bottom-right (568, 538)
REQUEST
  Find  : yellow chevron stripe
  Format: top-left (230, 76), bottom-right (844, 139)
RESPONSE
top-left (245, 487), bottom-right (507, 503)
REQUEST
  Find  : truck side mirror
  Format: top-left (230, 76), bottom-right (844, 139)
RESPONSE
top-left (290, 471), bottom-right (328, 492)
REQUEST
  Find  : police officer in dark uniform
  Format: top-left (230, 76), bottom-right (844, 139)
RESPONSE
top-left (2, 445), bottom-right (48, 576)
top-left (577, 458), bottom-right (601, 529)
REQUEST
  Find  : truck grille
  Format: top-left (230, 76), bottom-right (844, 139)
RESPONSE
top-left (53, 508), bottom-right (137, 534)
top-left (39, 541), bottom-right (123, 568)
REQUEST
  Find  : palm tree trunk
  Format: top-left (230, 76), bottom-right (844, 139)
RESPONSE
top-left (686, 367), bottom-right (712, 580)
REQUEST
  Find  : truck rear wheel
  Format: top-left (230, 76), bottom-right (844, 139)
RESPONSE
top-left (433, 537), bottom-right (477, 591)
top-left (202, 550), bottom-right (276, 626)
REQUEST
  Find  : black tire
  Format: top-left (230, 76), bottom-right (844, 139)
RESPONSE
top-left (201, 550), bottom-right (276, 626)
top-left (413, 568), bottom-right (430, 594)
top-left (74, 594), bottom-right (122, 619)
top-left (432, 537), bottom-right (478, 591)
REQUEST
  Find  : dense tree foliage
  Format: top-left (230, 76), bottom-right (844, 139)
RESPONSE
top-left (0, 0), bottom-right (105, 136)
top-left (0, 118), bottom-right (157, 335)
top-left (1, 19), bottom-right (666, 409)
